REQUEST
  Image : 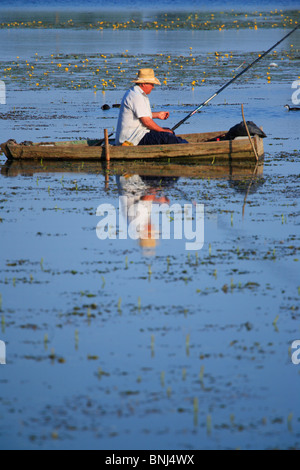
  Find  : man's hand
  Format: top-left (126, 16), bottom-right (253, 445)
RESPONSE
top-left (152, 111), bottom-right (170, 120)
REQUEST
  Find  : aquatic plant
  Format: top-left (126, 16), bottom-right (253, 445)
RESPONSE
top-left (287, 413), bottom-right (293, 432)
top-left (199, 365), bottom-right (205, 384)
top-left (151, 335), bottom-right (155, 357)
top-left (207, 414), bottom-right (212, 435)
top-left (272, 315), bottom-right (279, 331)
top-left (186, 334), bottom-right (190, 356)
top-left (193, 398), bottom-right (199, 426)
top-left (75, 330), bottom-right (79, 350)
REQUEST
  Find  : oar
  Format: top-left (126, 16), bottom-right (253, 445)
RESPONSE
top-left (172, 24), bottom-right (300, 132)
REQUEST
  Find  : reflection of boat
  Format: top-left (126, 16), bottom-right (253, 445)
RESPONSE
top-left (1, 130), bottom-right (264, 163)
top-left (1, 158), bottom-right (264, 180)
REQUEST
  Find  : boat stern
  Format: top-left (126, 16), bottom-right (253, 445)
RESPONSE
top-left (1, 140), bottom-right (15, 160)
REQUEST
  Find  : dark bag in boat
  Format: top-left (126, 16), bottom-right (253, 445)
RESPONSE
top-left (226, 121), bottom-right (267, 140)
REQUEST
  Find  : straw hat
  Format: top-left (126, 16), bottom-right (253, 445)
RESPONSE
top-left (132, 68), bottom-right (161, 86)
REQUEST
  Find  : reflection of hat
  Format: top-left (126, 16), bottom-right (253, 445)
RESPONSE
top-left (139, 238), bottom-right (157, 249)
top-left (132, 68), bottom-right (161, 86)
top-left (139, 223), bottom-right (158, 251)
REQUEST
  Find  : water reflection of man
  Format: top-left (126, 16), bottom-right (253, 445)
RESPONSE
top-left (116, 174), bottom-right (178, 254)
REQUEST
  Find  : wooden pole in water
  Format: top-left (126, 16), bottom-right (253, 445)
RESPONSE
top-left (242, 162), bottom-right (259, 218)
top-left (104, 129), bottom-right (110, 162)
top-left (241, 104), bottom-right (259, 162)
top-left (104, 129), bottom-right (110, 190)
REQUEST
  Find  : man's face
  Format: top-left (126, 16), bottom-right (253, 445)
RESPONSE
top-left (139, 83), bottom-right (155, 95)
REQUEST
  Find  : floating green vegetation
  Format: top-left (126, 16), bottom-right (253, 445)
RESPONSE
top-left (1, 42), bottom-right (298, 93)
top-left (0, 10), bottom-right (299, 31)
top-left (87, 355), bottom-right (99, 360)
top-left (97, 367), bottom-right (110, 379)
top-left (49, 348), bottom-right (66, 364)
top-left (80, 291), bottom-right (96, 298)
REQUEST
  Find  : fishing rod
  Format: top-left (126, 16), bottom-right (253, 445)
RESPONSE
top-left (172, 24), bottom-right (300, 132)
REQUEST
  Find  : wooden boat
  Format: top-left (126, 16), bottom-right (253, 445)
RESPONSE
top-left (1, 130), bottom-right (264, 163)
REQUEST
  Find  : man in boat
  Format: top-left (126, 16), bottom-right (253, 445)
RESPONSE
top-left (115, 68), bottom-right (188, 146)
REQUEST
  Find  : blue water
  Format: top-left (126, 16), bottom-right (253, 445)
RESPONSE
top-left (0, 6), bottom-right (299, 451)
top-left (1, 0), bottom-right (300, 9)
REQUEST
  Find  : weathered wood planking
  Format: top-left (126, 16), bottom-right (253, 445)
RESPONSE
top-left (1, 131), bottom-right (264, 163)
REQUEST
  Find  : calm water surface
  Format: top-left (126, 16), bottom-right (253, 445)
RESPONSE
top-left (0, 9), bottom-right (299, 450)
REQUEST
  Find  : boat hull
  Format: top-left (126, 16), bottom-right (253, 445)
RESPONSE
top-left (1, 131), bottom-right (264, 163)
